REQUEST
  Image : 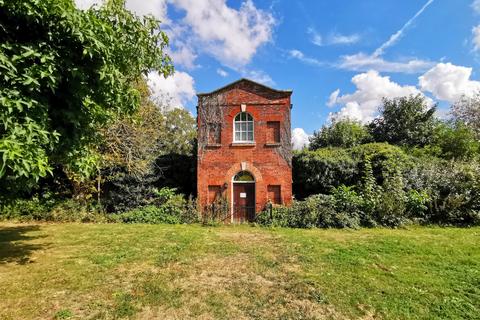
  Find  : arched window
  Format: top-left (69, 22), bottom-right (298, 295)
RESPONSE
top-left (234, 112), bottom-right (254, 142)
top-left (233, 171), bottom-right (255, 182)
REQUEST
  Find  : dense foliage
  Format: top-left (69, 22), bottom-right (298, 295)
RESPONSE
top-left (0, 0), bottom-right (173, 192)
top-left (309, 119), bottom-right (371, 149)
top-left (368, 95), bottom-right (436, 146)
top-left (99, 79), bottom-right (196, 212)
top-left (287, 93), bottom-right (480, 228)
top-left (0, 2), bottom-right (478, 229)
top-left (266, 148), bottom-right (479, 228)
top-left (452, 93), bottom-right (480, 138)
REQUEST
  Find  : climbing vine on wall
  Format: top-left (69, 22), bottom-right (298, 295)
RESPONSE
top-left (197, 92), bottom-right (226, 159)
top-left (278, 108), bottom-right (293, 167)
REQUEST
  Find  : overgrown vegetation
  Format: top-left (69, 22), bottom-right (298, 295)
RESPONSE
top-left (1, 2), bottom-right (479, 229)
top-left (0, 0), bottom-right (173, 194)
top-left (280, 95), bottom-right (480, 228)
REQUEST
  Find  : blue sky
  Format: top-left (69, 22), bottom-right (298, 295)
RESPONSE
top-left (76, 0), bottom-right (480, 148)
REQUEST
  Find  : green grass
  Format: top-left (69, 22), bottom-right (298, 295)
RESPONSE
top-left (0, 223), bottom-right (479, 319)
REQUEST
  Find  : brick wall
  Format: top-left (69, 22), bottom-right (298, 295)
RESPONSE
top-left (197, 79), bottom-right (293, 218)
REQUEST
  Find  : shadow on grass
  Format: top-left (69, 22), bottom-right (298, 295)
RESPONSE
top-left (0, 225), bottom-right (47, 265)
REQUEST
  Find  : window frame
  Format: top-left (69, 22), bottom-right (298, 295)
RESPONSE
top-left (233, 112), bottom-right (254, 143)
top-left (207, 122), bottom-right (221, 145)
top-left (266, 121), bottom-right (281, 144)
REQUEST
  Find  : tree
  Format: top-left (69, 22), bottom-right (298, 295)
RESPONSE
top-left (452, 93), bottom-right (480, 138)
top-left (431, 121), bottom-right (479, 160)
top-left (100, 79), bottom-right (196, 211)
top-left (0, 0), bottom-right (173, 191)
top-left (309, 119), bottom-right (371, 150)
top-left (369, 95), bottom-right (436, 146)
top-left (101, 79), bottom-right (196, 178)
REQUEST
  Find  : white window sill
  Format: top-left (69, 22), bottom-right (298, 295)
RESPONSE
top-left (230, 142), bottom-right (256, 147)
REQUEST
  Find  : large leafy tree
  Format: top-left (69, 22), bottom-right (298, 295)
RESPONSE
top-left (309, 119), bottom-right (371, 150)
top-left (100, 79), bottom-right (196, 211)
top-left (368, 95), bottom-right (436, 146)
top-left (452, 93), bottom-right (480, 139)
top-left (0, 0), bottom-right (173, 190)
top-left (101, 80), bottom-right (196, 179)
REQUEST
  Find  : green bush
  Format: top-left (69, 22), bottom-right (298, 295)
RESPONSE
top-left (431, 122), bottom-right (480, 160)
top-left (405, 158), bottom-right (480, 225)
top-left (0, 187), bottom-right (199, 224)
top-left (115, 188), bottom-right (199, 224)
top-left (0, 196), bottom-right (105, 222)
top-left (293, 148), bottom-right (359, 199)
top-left (309, 119), bottom-right (371, 149)
top-left (405, 189), bottom-right (431, 222)
top-left (116, 205), bottom-right (182, 224)
top-left (257, 193), bottom-right (360, 229)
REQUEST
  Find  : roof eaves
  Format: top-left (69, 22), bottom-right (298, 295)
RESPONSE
top-left (197, 78), bottom-right (292, 96)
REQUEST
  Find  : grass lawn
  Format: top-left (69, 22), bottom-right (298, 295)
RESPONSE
top-left (0, 223), bottom-right (479, 319)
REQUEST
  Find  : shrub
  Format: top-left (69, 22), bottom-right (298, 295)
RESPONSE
top-left (294, 143), bottom-right (410, 199)
top-left (116, 205), bottom-right (182, 224)
top-left (101, 168), bottom-right (160, 213)
top-left (0, 197), bottom-right (52, 221)
top-left (431, 122), bottom-right (480, 160)
top-left (293, 148), bottom-right (359, 199)
top-left (114, 187), bottom-right (199, 224)
top-left (405, 189), bottom-right (431, 222)
top-left (330, 185), bottom-right (362, 228)
top-left (0, 187), bottom-right (199, 224)
top-left (257, 193), bottom-right (360, 229)
top-left (0, 196), bottom-right (105, 222)
top-left (350, 143), bottom-right (410, 185)
top-left (309, 119), bottom-right (371, 149)
top-left (405, 158), bottom-right (480, 225)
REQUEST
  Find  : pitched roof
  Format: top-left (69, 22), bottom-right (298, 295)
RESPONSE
top-left (196, 78), bottom-right (292, 97)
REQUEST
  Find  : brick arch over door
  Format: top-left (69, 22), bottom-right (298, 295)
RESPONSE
top-left (224, 162), bottom-right (264, 213)
top-left (224, 162), bottom-right (263, 184)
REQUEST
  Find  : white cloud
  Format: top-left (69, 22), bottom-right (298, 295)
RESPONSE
top-left (307, 28), bottom-right (323, 46)
top-left (373, 0), bottom-right (435, 57)
top-left (75, 0), bottom-right (168, 21)
top-left (335, 0), bottom-right (435, 74)
top-left (167, 43), bottom-right (198, 70)
top-left (75, 0), bottom-right (274, 70)
top-left (338, 53), bottom-right (434, 74)
top-left (147, 71), bottom-right (196, 109)
top-left (473, 25), bottom-right (480, 52)
top-left (289, 49), bottom-right (324, 67)
top-left (329, 33), bottom-right (361, 45)
top-left (419, 63), bottom-right (480, 103)
top-left (125, 0), bottom-right (168, 22)
top-left (297, 1), bottom-right (435, 75)
top-left (217, 68), bottom-right (229, 77)
top-left (292, 128), bottom-right (310, 150)
top-left (472, 0), bottom-right (480, 14)
top-left (329, 70), bottom-right (425, 123)
top-left (308, 28), bottom-right (360, 46)
top-left (241, 69), bottom-right (275, 86)
top-left (173, 0), bottom-right (275, 68)
top-left (327, 89), bottom-right (340, 107)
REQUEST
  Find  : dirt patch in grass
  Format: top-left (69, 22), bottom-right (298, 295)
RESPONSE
top-left (133, 253), bottom-right (348, 320)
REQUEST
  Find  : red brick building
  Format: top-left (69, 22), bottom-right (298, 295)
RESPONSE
top-left (197, 79), bottom-right (293, 222)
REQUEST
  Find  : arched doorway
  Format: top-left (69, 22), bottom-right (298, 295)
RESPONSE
top-left (232, 171), bottom-right (255, 222)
